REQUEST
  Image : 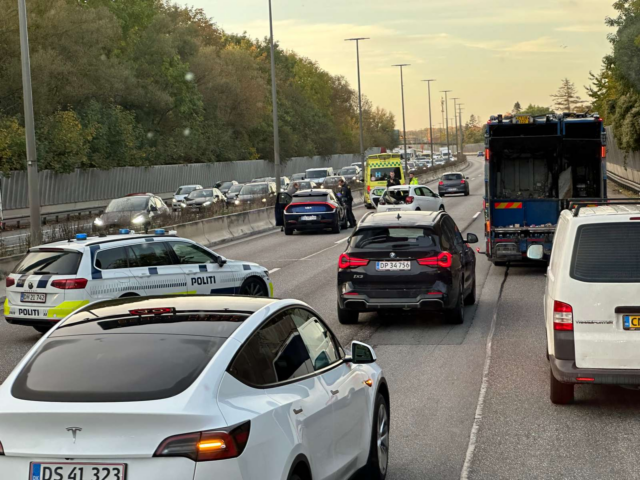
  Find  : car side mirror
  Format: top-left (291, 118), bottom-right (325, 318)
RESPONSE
top-left (465, 176), bottom-right (469, 179)
top-left (465, 233), bottom-right (479, 244)
top-left (217, 255), bottom-right (227, 267)
top-left (527, 245), bottom-right (544, 260)
top-left (345, 341), bottom-right (376, 364)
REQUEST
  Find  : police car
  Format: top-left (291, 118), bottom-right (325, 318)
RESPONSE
top-left (4, 230), bottom-right (274, 333)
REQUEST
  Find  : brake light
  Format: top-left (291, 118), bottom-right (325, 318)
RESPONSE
top-left (601, 146), bottom-right (606, 158)
top-left (439, 181), bottom-right (444, 186)
top-left (576, 377), bottom-right (594, 382)
top-left (154, 422), bottom-right (250, 462)
top-left (417, 251), bottom-right (452, 268)
top-left (367, 185), bottom-right (371, 192)
top-left (553, 301), bottom-right (573, 331)
top-left (406, 196), bottom-right (414, 204)
top-left (5, 277), bottom-right (15, 288)
top-left (285, 202), bottom-right (335, 212)
top-left (51, 278), bottom-right (88, 290)
top-left (338, 253), bottom-right (369, 269)
top-left (460, 179), bottom-right (465, 184)
top-left (129, 308), bottom-right (175, 316)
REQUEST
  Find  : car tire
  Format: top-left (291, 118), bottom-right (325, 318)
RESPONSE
top-left (239, 277), bottom-right (268, 297)
top-left (439, 205), bottom-right (445, 212)
top-left (332, 217), bottom-right (341, 234)
top-left (415, 207), bottom-right (421, 211)
top-left (364, 392), bottom-right (390, 480)
top-left (33, 325), bottom-right (51, 334)
top-left (337, 303), bottom-right (359, 324)
top-left (464, 275), bottom-right (476, 306)
top-left (284, 227), bottom-right (293, 236)
top-left (464, 189), bottom-right (469, 196)
top-left (550, 368), bottom-right (574, 404)
top-left (444, 281), bottom-right (465, 325)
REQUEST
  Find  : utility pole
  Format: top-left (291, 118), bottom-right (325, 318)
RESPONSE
top-left (421, 79), bottom-right (436, 158)
top-left (457, 103), bottom-right (464, 155)
top-left (451, 97), bottom-right (460, 154)
top-left (345, 37), bottom-right (369, 165)
top-left (441, 90), bottom-right (452, 158)
top-left (392, 64), bottom-right (410, 178)
top-left (268, 0), bottom-right (281, 194)
top-left (18, 0), bottom-right (42, 245)
top-left (440, 99), bottom-right (445, 148)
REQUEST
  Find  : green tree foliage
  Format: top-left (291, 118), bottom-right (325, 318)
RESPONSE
top-left (551, 78), bottom-right (588, 113)
top-left (521, 104), bottom-right (552, 116)
top-left (0, 0), bottom-right (395, 174)
top-left (463, 115), bottom-right (484, 145)
top-left (512, 102), bottom-right (522, 114)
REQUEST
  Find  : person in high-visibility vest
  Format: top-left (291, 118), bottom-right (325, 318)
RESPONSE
top-left (409, 171), bottom-right (419, 185)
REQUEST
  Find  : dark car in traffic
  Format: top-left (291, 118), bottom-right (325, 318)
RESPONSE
top-left (94, 193), bottom-right (171, 232)
top-left (296, 180), bottom-right (319, 191)
top-left (283, 189), bottom-right (348, 235)
top-left (235, 182), bottom-right (276, 206)
top-left (321, 175), bottom-right (346, 192)
top-left (216, 180), bottom-right (238, 196)
top-left (337, 210), bottom-right (477, 324)
top-left (185, 188), bottom-right (225, 211)
top-left (339, 166), bottom-right (361, 184)
top-left (438, 172), bottom-right (470, 196)
top-left (225, 183), bottom-right (244, 204)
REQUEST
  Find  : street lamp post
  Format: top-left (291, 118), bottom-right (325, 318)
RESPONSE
top-left (17, 0), bottom-right (41, 245)
top-left (457, 103), bottom-right (464, 154)
top-left (421, 79), bottom-right (435, 159)
top-left (268, 0), bottom-right (281, 194)
top-left (392, 64), bottom-right (410, 178)
top-left (451, 97), bottom-right (460, 155)
top-left (441, 90), bottom-right (451, 159)
top-left (345, 37), bottom-right (369, 165)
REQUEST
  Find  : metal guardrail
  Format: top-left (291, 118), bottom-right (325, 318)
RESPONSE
top-left (607, 170), bottom-right (640, 195)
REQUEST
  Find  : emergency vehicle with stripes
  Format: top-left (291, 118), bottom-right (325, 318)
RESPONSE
top-left (364, 153), bottom-right (406, 208)
top-left (4, 230), bottom-right (273, 333)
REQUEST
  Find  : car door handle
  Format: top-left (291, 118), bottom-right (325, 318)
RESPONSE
top-left (293, 408), bottom-right (303, 415)
top-left (331, 389), bottom-right (339, 395)
top-left (139, 272), bottom-right (150, 277)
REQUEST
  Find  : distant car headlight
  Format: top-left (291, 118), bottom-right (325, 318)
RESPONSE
top-left (93, 218), bottom-right (104, 226)
top-left (132, 215), bottom-right (146, 224)
top-left (234, 200), bottom-right (240, 205)
top-left (180, 202), bottom-right (186, 208)
top-left (262, 198), bottom-right (267, 203)
top-left (172, 198), bottom-right (178, 204)
top-left (203, 201), bottom-right (212, 207)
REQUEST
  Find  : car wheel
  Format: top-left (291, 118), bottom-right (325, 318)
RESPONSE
top-left (415, 207), bottom-right (421, 211)
top-left (439, 204), bottom-right (445, 212)
top-left (33, 325), bottom-right (51, 334)
top-left (332, 217), bottom-right (341, 234)
top-left (284, 227), bottom-right (293, 236)
top-left (364, 392), bottom-right (390, 480)
top-left (337, 302), bottom-right (359, 324)
top-left (550, 367), bottom-right (574, 404)
top-left (444, 281), bottom-right (464, 324)
top-left (240, 277), bottom-right (268, 297)
top-left (464, 189), bottom-right (469, 196)
top-left (464, 275), bottom-right (476, 305)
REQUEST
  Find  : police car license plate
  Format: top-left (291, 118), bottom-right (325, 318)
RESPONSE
top-left (623, 315), bottom-right (640, 330)
top-left (300, 215), bottom-right (317, 221)
top-left (29, 463), bottom-right (126, 480)
top-left (21, 293), bottom-right (46, 303)
top-left (376, 261), bottom-right (410, 271)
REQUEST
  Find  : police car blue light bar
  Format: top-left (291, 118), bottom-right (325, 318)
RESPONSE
top-left (76, 233), bottom-right (88, 240)
top-left (155, 229), bottom-right (166, 235)
top-left (119, 229), bottom-right (130, 234)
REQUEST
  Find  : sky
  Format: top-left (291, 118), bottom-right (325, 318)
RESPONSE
top-left (188, 0), bottom-right (617, 130)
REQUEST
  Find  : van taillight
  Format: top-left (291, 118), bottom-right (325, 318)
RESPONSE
top-left (417, 252), bottom-right (452, 268)
top-left (553, 301), bottom-right (573, 331)
top-left (154, 422), bottom-right (250, 462)
top-left (51, 278), bottom-right (88, 290)
top-left (5, 277), bottom-right (15, 288)
top-left (339, 253), bottom-right (369, 269)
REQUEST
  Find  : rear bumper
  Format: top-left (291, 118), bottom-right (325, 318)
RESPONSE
top-left (285, 213), bottom-right (337, 230)
top-left (340, 296), bottom-right (445, 311)
top-left (550, 356), bottom-right (640, 385)
top-left (5, 316), bottom-right (60, 327)
top-left (439, 187), bottom-right (467, 194)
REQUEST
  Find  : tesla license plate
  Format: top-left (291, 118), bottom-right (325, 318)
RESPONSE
top-left (376, 261), bottom-right (410, 271)
top-left (300, 215), bottom-right (317, 221)
top-left (30, 463), bottom-right (126, 480)
top-left (623, 315), bottom-right (640, 330)
top-left (21, 293), bottom-right (46, 303)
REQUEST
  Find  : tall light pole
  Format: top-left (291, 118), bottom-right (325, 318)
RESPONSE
top-left (451, 97), bottom-right (460, 155)
top-left (421, 79), bottom-right (436, 158)
top-left (268, 0), bottom-right (281, 194)
top-left (345, 37), bottom-right (369, 164)
top-left (441, 90), bottom-right (452, 158)
top-left (18, 0), bottom-right (42, 245)
top-left (392, 64), bottom-right (410, 178)
top-left (457, 103), bottom-right (464, 154)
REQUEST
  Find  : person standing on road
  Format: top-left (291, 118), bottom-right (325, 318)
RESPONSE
top-left (409, 171), bottom-right (419, 185)
top-left (338, 179), bottom-right (356, 228)
top-left (287, 182), bottom-right (299, 196)
top-left (387, 171), bottom-right (401, 188)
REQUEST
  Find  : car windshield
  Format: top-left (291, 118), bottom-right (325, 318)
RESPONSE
top-left (14, 250), bottom-right (82, 275)
top-left (188, 189), bottom-right (213, 199)
top-left (370, 167), bottom-right (401, 181)
top-left (443, 174), bottom-right (463, 181)
top-left (353, 227), bottom-right (437, 249)
top-left (105, 197), bottom-right (148, 212)
top-left (176, 186), bottom-right (197, 195)
top-left (342, 167), bottom-right (357, 174)
top-left (291, 173), bottom-right (305, 180)
top-left (228, 184), bottom-right (243, 194)
top-left (298, 181), bottom-right (314, 189)
top-left (323, 177), bottom-right (339, 185)
top-left (219, 182), bottom-right (233, 189)
top-left (241, 184), bottom-right (268, 195)
top-left (307, 170), bottom-right (329, 179)
top-left (382, 189), bottom-right (410, 204)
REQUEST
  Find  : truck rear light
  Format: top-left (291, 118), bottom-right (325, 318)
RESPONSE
top-left (553, 301), bottom-right (573, 331)
top-left (5, 277), bottom-right (15, 288)
top-left (417, 251), bottom-right (452, 268)
top-left (406, 196), bottom-right (414, 204)
top-left (154, 422), bottom-right (250, 462)
top-left (51, 278), bottom-right (88, 290)
top-left (485, 149), bottom-right (490, 160)
top-left (338, 253), bottom-right (369, 269)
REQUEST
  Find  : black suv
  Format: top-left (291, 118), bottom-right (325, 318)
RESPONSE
top-left (337, 211), bottom-right (478, 324)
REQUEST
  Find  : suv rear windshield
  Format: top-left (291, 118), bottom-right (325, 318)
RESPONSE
top-left (570, 223), bottom-right (640, 283)
top-left (442, 174), bottom-right (462, 181)
top-left (14, 250), bottom-right (81, 275)
top-left (352, 227), bottom-right (437, 250)
top-left (12, 334), bottom-right (226, 402)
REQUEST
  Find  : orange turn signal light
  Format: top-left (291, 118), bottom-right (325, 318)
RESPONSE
top-left (198, 440), bottom-right (226, 451)
top-left (364, 379), bottom-right (373, 387)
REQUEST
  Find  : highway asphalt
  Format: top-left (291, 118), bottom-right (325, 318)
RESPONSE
top-left (1, 155), bottom-right (638, 479)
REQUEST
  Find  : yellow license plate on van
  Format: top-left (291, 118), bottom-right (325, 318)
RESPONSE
top-left (623, 315), bottom-right (640, 330)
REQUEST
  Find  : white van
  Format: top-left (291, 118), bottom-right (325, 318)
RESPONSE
top-left (305, 167), bottom-right (334, 185)
top-left (530, 202), bottom-right (640, 404)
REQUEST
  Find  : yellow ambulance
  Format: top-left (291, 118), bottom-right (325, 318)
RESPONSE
top-left (364, 154), bottom-right (406, 208)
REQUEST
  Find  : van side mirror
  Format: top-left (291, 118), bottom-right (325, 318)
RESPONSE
top-left (527, 245), bottom-right (544, 260)
top-left (344, 341), bottom-right (376, 364)
top-left (465, 233), bottom-right (479, 244)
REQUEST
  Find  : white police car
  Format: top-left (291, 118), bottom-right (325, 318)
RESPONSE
top-left (4, 230), bottom-right (273, 333)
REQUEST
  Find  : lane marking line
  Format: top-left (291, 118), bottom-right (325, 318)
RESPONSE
top-left (300, 244), bottom-right (338, 260)
top-left (268, 268), bottom-right (280, 274)
top-left (460, 267), bottom-right (510, 480)
top-left (335, 237), bottom-right (350, 244)
top-left (472, 211), bottom-right (481, 220)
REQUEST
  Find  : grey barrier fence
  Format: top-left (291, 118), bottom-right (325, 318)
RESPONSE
top-left (606, 126), bottom-right (640, 191)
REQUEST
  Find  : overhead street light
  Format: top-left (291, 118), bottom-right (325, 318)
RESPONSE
top-left (268, 0), bottom-right (281, 194)
top-left (392, 64), bottom-right (410, 177)
top-left (421, 79), bottom-right (436, 159)
top-left (345, 37), bottom-right (370, 165)
top-left (440, 90), bottom-right (452, 158)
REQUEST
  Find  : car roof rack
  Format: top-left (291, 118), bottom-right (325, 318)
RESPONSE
top-left (568, 199), bottom-right (640, 217)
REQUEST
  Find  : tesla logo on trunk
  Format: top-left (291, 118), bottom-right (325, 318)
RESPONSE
top-left (66, 427), bottom-right (82, 443)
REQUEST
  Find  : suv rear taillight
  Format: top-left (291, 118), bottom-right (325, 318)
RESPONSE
top-left (339, 253), bottom-right (369, 269)
top-left (154, 422), bottom-right (250, 462)
top-left (553, 301), bottom-right (573, 331)
top-left (5, 277), bottom-right (15, 288)
top-left (51, 278), bottom-right (88, 290)
top-left (406, 196), bottom-right (414, 204)
top-left (460, 179), bottom-right (465, 184)
top-left (417, 252), bottom-right (452, 268)
top-left (439, 181), bottom-right (444, 186)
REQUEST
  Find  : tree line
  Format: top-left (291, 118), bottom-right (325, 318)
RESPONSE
top-left (0, 0), bottom-right (397, 175)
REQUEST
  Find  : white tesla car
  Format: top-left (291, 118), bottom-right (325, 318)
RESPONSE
top-left (0, 295), bottom-right (390, 480)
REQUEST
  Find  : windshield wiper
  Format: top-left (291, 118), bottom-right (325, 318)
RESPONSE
top-left (34, 270), bottom-right (51, 274)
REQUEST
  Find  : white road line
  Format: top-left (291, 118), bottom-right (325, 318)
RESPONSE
top-left (268, 268), bottom-right (280, 274)
top-left (300, 244), bottom-right (338, 260)
top-left (472, 211), bottom-right (481, 220)
top-left (335, 237), bottom-right (350, 244)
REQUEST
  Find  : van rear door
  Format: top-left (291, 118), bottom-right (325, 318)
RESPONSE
top-left (567, 219), bottom-right (640, 369)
